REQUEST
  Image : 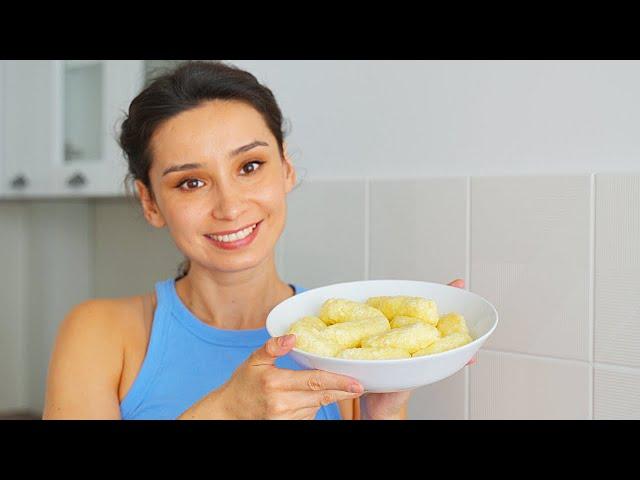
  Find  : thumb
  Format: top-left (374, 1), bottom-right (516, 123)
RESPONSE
top-left (250, 334), bottom-right (296, 365)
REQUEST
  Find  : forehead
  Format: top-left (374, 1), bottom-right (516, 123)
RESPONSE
top-left (149, 99), bottom-right (273, 167)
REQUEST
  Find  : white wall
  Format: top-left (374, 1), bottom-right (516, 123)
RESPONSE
top-left (231, 60), bottom-right (640, 179)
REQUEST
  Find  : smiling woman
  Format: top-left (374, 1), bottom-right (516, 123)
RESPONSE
top-left (42, 61), bottom-right (369, 420)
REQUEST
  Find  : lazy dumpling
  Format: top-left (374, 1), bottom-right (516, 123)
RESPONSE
top-left (362, 322), bottom-right (440, 354)
top-left (366, 296), bottom-right (438, 326)
top-left (436, 312), bottom-right (469, 337)
top-left (319, 316), bottom-right (390, 349)
top-left (318, 298), bottom-right (387, 325)
top-left (412, 332), bottom-right (473, 357)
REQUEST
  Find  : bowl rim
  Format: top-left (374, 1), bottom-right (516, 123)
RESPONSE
top-left (266, 279), bottom-right (499, 363)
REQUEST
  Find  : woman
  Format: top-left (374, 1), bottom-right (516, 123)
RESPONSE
top-left (43, 61), bottom-right (469, 420)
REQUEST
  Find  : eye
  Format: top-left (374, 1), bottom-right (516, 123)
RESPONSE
top-left (241, 160), bottom-right (265, 175)
top-left (176, 178), bottom-right (204, 191)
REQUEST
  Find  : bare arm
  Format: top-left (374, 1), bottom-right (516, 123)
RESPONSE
top-left (43, 300), bottom-right (124, 419)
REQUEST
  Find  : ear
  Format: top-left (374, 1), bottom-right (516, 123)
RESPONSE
top-left (282, 142), bottom-right (297, 194)
top-left (135, 180), bottom-right (166, 228)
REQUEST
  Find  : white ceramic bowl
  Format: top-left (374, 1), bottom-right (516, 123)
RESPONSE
top-left (266, 279), bottom-right (498, 392)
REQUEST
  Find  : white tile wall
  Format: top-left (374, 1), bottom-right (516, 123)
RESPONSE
top-left (408, 367), bottom-right (467, 420)
top-left (594, 364), bottom-right (640, 419)
top-left (594, 174), bottom-right (640, 368)
top-left (471, 176), bottom-right (591, 361)
top-left (369, 178), bottom-right (467, 285)
top-left (470, 350), bottom-right (590, 419)
top-left (280, 180), bottom-right (366, 289)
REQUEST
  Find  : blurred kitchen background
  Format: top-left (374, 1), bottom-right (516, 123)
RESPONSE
top-left (0, 60), bottom-right (639, 420)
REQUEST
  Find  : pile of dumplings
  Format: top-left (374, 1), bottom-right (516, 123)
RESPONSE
top-left (286, 295), bottom-right (473, 359)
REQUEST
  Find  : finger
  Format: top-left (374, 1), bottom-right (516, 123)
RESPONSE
top-left (249, 334), bottom-right (296, 366)
top-left (315, 390), bottom-right (364, 408)
top-left (447, 278), bottom-right (465, 289)
top-left (274, 369), bottom-right (364, 394)
top-left (290, 407), bottom-right (321, 420)
top-left (289, 389), bottom-right (364, 409)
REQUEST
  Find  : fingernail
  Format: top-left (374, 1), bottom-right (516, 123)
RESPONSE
top-left (350, 383), bottom-right (364, 394)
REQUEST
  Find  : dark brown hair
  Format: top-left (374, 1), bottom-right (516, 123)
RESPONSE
top-left (118, 61), bottom-right (291, 281)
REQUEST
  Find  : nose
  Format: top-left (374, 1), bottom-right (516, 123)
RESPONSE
top-left (210, 181), bottom-right (247, 221)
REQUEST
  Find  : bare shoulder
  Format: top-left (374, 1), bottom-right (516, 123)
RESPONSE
top-left (57, 297), bottom-right (128, 347)
top-left (59, 294), bottom-right (149, 341)
top-left (43, 293), bottom-right (154, 419)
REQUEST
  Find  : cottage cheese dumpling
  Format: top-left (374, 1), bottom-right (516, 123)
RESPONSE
top-left (390, 315), bottom-right (422, 329)
top-left (436, 312), bottom-right (469, 337)
top-left (412, 332), bottom-right (473, 356)
top-left (362, 322), bottom-right (440, 354)
top-left (287, 316), bottom-right (327, 336)
top-left (366, 296), bottom-right (438, 326)
top-left (319, 298), bottom-right (387, 325)
top-left (292, 329), bottom-right (342, 357)
top-left (338, 347), bottom-right (411, 360)
top-left (319, 316), bottom-right (390, 349)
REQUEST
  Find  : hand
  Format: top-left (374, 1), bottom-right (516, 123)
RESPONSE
top-left (213, 334), bottom-right (364, 419)
top-left (360, 390), bottom-right (412, 420)
top-left (358, 277), bottom-right (476, 420)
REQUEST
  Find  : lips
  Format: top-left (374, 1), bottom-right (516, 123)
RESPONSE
top-left (204, 219), bottom-right (262, 250)
top-left (208, 220), bottom-right (262, 237)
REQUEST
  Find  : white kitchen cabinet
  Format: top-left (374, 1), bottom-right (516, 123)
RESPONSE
top-left (2, 61), bottom-right (56, 198)
top-left (1, 60), bottom-right (145, 199)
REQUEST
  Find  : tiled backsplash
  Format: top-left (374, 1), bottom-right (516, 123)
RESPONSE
top-left (280, 174), bottom-right (640, 419)
top-left (2, 173), bottom-right (638, 418)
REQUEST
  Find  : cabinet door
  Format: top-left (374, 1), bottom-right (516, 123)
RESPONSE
top-left (50, 60), bottom-right (145, 197)
top-left (2, 61), bottom-right (58, 198)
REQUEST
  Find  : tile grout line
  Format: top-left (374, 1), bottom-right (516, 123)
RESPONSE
top-left (593, 362), bottom-right (640, 374)
top-left (483, 348), bottom-right (590, 365)
top-left (465, 176), bottom-right (471, 420)
top-left (482, 348), bottom-right (640, 373)
top-left (364, 178), bottom-right (370, 281)
top-left (589, 173), bottom-right (596, 419)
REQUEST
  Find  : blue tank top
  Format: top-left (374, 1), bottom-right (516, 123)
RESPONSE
top-left (119, 277), bottom-right (342, 420)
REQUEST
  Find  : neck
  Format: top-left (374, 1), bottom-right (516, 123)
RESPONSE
top-left (174, 253), bottom-right (294, 330)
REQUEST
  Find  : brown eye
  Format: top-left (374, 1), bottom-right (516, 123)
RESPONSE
top-left (177, 178), bottom-right (204, 191)
top-left (241, 161), bottom-right (265, 175)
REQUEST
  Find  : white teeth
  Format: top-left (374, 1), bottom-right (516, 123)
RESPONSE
top-left (210, 223), bottom-right (257, 242)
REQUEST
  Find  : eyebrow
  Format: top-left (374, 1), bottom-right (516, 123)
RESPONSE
top-left (161, 140), bottom-right (269, 177)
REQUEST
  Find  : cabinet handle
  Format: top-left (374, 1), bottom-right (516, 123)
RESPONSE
top-left (66, 172), bottom-right (87, 188)
top-left (10, 174), bottom-right (29, 189)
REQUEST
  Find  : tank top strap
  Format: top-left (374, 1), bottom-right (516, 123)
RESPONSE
top-left (119, 278), bottom-right (174, 418)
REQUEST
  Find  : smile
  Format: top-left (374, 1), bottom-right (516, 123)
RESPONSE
top-left (204, 220), bottom-right (263, 250)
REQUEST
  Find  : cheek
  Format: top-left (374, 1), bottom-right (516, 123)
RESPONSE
top-left (255, 183), bottom-right (287, 220)
top-left (162, 202), bottom-right (208, 238)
